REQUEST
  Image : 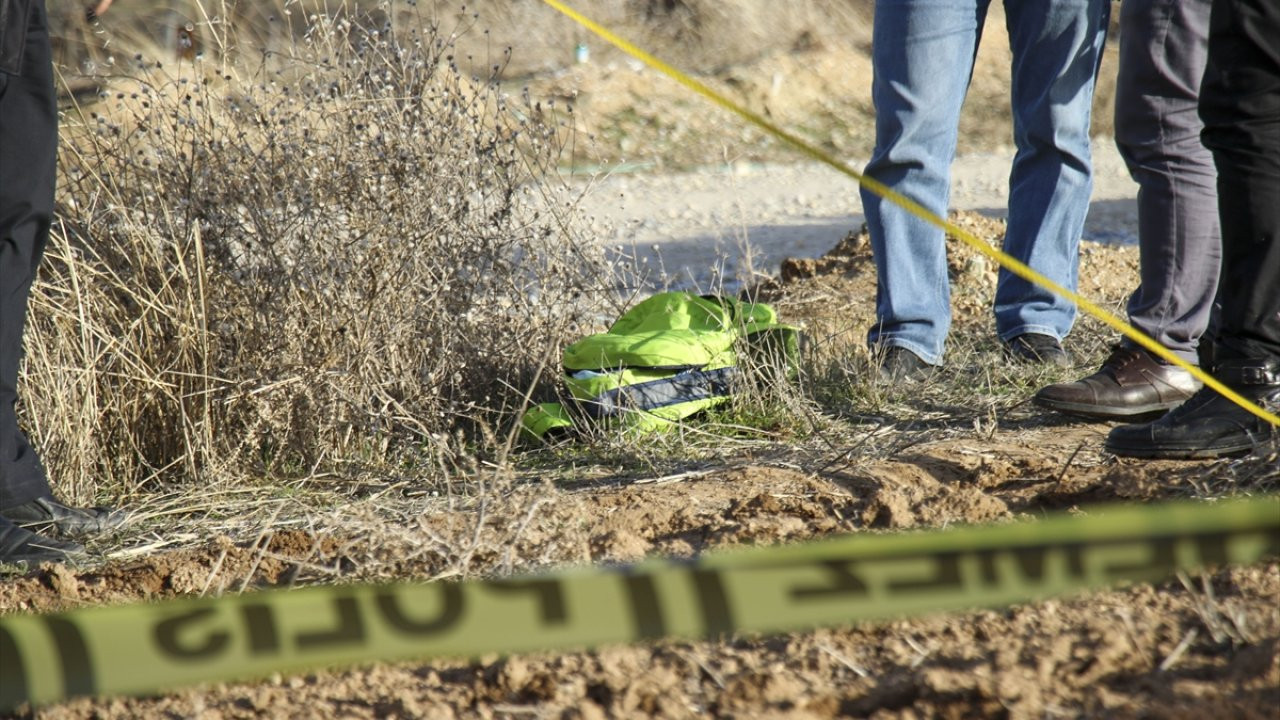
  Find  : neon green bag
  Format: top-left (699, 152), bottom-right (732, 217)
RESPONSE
top-left (521, 292), bottom-right (799, 441)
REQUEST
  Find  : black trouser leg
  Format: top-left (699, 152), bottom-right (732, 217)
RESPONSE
top-left (1198, 0), bottom-right (1280, 364)
top-left (1106, 0), bottom-right (1280, 458)
top-left (0, 0), bottom-right (54, 508)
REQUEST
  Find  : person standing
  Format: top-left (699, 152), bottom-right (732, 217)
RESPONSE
top-left (861, 0), bottom-right (1111, 380)
top-left (1106, 0), bottom-right (1279, 458)
top-left (0, 0), bottom-right (123, 565)
top-left (1034, 0), bottom-right (1216, 420)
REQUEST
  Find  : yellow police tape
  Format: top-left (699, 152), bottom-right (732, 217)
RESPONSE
top-left (1, 495), bottom-right (1277, 710)
top-left (538, 0), bottom-right (1279, 427)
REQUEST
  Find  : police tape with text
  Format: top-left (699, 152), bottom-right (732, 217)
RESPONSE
top-left (1, 495), bottom-right (1277, 710)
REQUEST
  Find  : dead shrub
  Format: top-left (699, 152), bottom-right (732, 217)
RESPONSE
top-left (28, 4), bottom-right (616, 501)
top-left (49, 1), bottom-right (877, 78)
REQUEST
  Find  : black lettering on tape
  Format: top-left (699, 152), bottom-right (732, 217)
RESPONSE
top-left (154, 607), bottom-right (230, 661)
top-left (1065, 543), bottom-right (1086, 577)
top-left (887, 553), bottom-right (962, 594)
top-left (44, 617), bottom-right (95, 697)
top-left (0, 624), bottom-right (29, 709)
top-left (1266, 529), bottom-right (1280, 556)
top-left (621, 573), bottom-right (666, 640)
top-left (375, 584), bottom-right (464, 636)
top-left (1194, 532), bottom-right (1230, 567)
top-left (790, 560), bottom-right (870, 601)
top-left (977, 550), bottom-right (1013, 585)
top-left (1102, 537), bottom-right (1177, 583)
top-left (296, 595), bottom-right (365, 651)
top-left (692, 569), bottom-right (735, 637)
top-left (486, 579), bottom-right (567, 625)
top-left (976, 545), bottom-right (1086, 587)
top-left (241, 603), bottom-right (281, 655)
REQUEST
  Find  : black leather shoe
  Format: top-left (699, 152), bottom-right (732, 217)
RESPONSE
top-left (0, 517), bottom-right (84, 566)
top-left (1034, 344), bottom-right (1200, 420)
top-left (877, 346), bottom-right (940, 383)
top-left (1, 496), bottom-right (127, 537)
top-left (1106, 358), bottom-right (1280, 459)
top-left (1004, 333), bottom-right (1071, 367)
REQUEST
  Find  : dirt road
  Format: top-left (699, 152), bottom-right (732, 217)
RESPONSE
top-left (581, 141), bottom-right (1138, 293)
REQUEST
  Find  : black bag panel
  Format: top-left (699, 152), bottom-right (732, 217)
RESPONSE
top-left (579, 366), bottom-right (737, 420)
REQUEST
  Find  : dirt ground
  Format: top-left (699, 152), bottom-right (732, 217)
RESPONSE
top-left (5, 11), bottom-right (1280, 720)
top-left (4, 428), bottom-right (1278, 719)
top-left (6, 212), bottom-right (1277, 718)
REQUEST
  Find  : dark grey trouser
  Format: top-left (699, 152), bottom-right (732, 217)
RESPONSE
top-left (0, 0), bottom-right (54, 509)
top-left (1114, 0), bottom-right (1220, 364)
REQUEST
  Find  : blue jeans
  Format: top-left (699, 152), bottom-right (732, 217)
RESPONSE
top-left (860, 0), bottom-right (1110, 365)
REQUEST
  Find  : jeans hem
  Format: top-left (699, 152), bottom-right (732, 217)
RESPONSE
top-left (997, 325), bottom-right (1064, 344)
top-left (869, 337), bottom-right (944, 367)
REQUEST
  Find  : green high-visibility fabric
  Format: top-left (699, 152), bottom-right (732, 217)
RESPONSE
top-left (564, 293), bottom-right (737, 371)
top-left (521, 292), bottom-right (798, 440)
top-left (564, 293), bottom-right (788, 369)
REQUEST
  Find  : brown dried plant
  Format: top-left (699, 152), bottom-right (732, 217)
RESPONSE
top-left (27, 2), bottom-right (617, 504)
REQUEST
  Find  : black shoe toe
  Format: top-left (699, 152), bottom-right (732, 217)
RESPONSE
top-left (1, 496), bottom-right (127, 537)
top-left (1106, 385), bottom-right (1278, 459)
top-left (1004, 333), bottom-right (1071, 367)
top-left (877, 346), bottom-right (940, 383)
top-left (0, 519), bottom-right (85, 565)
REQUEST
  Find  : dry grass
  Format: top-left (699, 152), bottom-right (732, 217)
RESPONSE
top-left (20, 0), bottom-right (1270, 567)
top-left (19, 0), bottom-right (907, 573)
top-left (30, 1), bottom-right (623, 507)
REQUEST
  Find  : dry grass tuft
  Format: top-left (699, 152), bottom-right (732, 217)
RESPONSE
top-left (29, 2), bottom-right (619, 503)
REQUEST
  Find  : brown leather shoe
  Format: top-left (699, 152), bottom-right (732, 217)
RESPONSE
top-left (1033, 344), bottom-right (1200, 420)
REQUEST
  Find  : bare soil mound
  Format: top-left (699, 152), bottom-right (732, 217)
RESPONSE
top-left (15, 462), bottom-right (1280, 719)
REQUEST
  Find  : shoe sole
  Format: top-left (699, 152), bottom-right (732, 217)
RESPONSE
top-left (1006, 355), bottom-right (1072, 368)
top-left (1104, 439), bottom-right (1258, 459)
top-left (0, 553), bottom-right (84, 568)
top-left (1002, 343), bottom-right (1072, 367)
top-left (877, 371), bottom-right (939, 384)
top-left (11, 519), bottom-right (109, 539)
top-left (7, 512), bottom-right (127, 538)
top-left (0, 543), bottom-right (87, 566)
top-left (1033, 396), bottom-right (1181, 421)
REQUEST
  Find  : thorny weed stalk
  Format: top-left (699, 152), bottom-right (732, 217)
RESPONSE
top-left (27, 1), bottom-right (620, 507)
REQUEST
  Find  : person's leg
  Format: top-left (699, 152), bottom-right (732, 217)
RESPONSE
top-left (994, 0), bottom-right (1109, 345)
top-left (0, 0), bottom-right (55, 511)
top-left (1199, 0), bottom-right (1280, 366)
top-left (1034, 0), bottom-right (1214, 419)
top-left (0, 1), bottom-right (123, 539)
top-left (861, 0), bottom-right (989, 367)
top-left (1106, 0), bottom-right (1280, 458)
top-left (1117, 0), bottom-right (1219, 363)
